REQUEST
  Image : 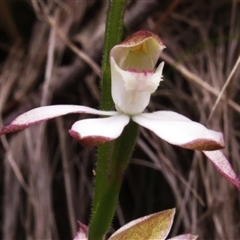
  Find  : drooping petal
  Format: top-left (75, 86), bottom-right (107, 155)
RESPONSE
top-left (69, 114), bottom-right (130, 147)
top-left (109, 209), bottom-right (175, 240)
top-left (132, 111), bottom-right (224, 150)
top-left (0, 105), bottom-right (117, 135)
top-left (203, 150), bottom-right (240, 190)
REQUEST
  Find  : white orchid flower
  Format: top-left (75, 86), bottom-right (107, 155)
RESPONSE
top-left (1, 30), bottom-right (239, 190)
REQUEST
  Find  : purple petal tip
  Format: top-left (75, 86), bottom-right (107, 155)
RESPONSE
top-left (68, 130), bottom-right (113, 147)
top-left (203, 150), bottom-right (240, 191)
top-left (181, 138), bottom-right (224, 151)
top-left (74, 221), bottom-right (88, 240)
top-left (0, 124), bottom-right (27, 135)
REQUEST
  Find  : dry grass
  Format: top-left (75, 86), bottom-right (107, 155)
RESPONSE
top-left (0, 0), bottom-right (240, 239)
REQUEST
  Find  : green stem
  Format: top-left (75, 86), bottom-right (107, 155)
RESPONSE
top-left (89, 121), bottom-right (138, 240)
top-left (89, 1), bottom-right (127, 240)
top-left (101, 0), bottom-right (126, 111)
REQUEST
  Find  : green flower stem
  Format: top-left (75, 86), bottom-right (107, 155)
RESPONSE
top-left (110, 121), bottom-right (139, 171)
top-left (89, 121), bottom-right (139, 240)
top-left (101, 0), bottom-right (126, 111)
top-left (89, 1), bottom-right (130, 240)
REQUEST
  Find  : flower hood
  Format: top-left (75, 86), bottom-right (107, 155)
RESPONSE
top-left (110, 30), bottom-right (165, 115)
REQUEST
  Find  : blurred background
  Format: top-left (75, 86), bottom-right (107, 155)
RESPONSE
top-left (0, 0), bottom-right (240, 239)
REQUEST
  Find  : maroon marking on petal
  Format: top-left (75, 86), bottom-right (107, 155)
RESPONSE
top-left (68, 130), bottom-right (113, 147)
top-left (211, 162), bottom-right (240, 191)
top-left (120, 30), bottom-right (164, 46)
top-left (203, 151), bottom-right (240, 191)
top-left (181, 139), bottom-right (225, 150)
top-left (0, 118), bottom-right (55, 135)
top-left (0, 124), bottom-right (29, 135)
top-left (142, 70), bottom-right (154, 76)
top-left (126, 68), bottom-right (154, 75)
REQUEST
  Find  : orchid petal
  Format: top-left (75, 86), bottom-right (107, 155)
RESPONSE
top-left (111, 57), bottom-right (164, 93)
top-left (73, 222), bottom-right (88, 240)
top-left (111, 57), bottom-right (164, 115)
top-left (109, 209), bottom-right (175, 240)
top-left (203, 150), bottom-right (240, 190)
top-left (0, 105), bottom-right (117, 135)
top-left (69, 114), bottom-right (130, 147)
top-left (132, 111), bottom-right (224, 150)
top-left (111, 30), bottom-right (165, 71)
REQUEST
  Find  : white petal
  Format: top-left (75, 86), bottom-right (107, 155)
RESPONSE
top-left (111, 58), bottom-right (164, 115)
top-left (0, 105), bottom-right (117, 135)
top-left (69, 114), bottom-right (130, 146)
top-left (121, 62), bottom-right (164, 93)
top-left (132, 111), bottom-right (224, 150)
top-left (74, 222), bottom-right (88, 240)
top-left (203, 150), bottom-right (240, 190)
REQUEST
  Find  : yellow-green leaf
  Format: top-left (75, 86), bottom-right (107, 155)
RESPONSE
top-left (109, 208), bottom-right (175, 240)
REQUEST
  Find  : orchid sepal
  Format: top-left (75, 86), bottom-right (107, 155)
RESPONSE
top-left (110, 30), bottom-right (165, 69)
top-left (108, 208), bottom-right (175, 240)
top-left (0, 105), bottom-right (117, 135)
top-left (73, 222), bottom-right (88, 240)
top-left (132, 110), bottom-right (240, 189)
top-left (69, 114), bottom-right (130, 147)
top-left (203, 150), bottom-right (240, 190)
top-left (132, 111), bottom-right (225, 151)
